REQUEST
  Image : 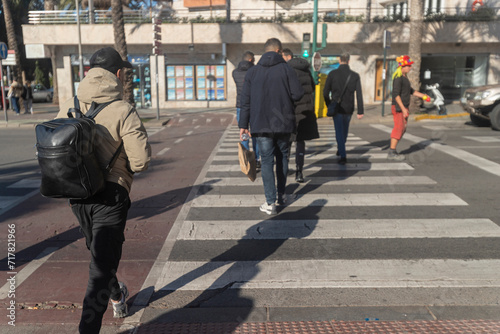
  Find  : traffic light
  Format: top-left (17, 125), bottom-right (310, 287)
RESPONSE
top-left (321, 23), bottom-right (328, 48)
top-left (152, 17), bottom-right (162, 55)
top-left (302, 33), bottom-right (311, 59)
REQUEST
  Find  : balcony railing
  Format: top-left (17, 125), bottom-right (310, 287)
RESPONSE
top-left (28, 6), bottom-right (499, 25)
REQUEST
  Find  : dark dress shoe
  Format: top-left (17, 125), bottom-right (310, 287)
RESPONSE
top-left (339, 157), bottom-right (347, 165)
top-left (295, 171), bottom-right (304, 183)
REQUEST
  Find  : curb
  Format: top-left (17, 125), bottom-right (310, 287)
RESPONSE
top-left (413, 112), bottom-right (469, 121)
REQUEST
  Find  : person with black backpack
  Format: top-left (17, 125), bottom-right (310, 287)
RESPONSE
top-left (55, 47), bottom-right (151, 334)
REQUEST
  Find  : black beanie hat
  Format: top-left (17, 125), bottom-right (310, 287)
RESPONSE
top-left (89, 47), bottom-right (132, 74)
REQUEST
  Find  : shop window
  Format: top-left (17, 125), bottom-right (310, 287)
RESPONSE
top-left (166, 64), bottom-right (226, 101)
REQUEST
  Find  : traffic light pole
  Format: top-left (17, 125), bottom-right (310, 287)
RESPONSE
top-left (311, 0), bottom-right (319, 83)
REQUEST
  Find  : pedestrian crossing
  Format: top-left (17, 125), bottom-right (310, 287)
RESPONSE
top-left (0, 177), bottom-right (40, 216)
top-left (149, 123), bottom-right (500, 308)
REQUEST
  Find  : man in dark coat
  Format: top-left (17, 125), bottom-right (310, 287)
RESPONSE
top-left (232, 51), bottom-right (260, 167)
top-left (283, 48), bottom-right (319, 183)
top-left (239, 38), bottom-right (304, 215)
top-left (323, 53), bottom-right (364, 165)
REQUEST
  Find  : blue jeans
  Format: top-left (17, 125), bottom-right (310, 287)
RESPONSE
top-left (237, 108), bottom-right (259, 160)
top-left (257, 136), bottom-right (290, 205)
top-left (333, 113), bottom-right (352, 158)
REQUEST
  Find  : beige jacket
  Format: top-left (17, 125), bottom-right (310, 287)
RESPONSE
top-left (57, 68), bottom-right (151, 193)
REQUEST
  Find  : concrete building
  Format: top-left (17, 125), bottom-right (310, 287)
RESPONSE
top-left (21, 0), bottom-right (500, 109)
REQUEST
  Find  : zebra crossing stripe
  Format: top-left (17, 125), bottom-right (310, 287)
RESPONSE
top-left (203, 176), bottom-right (436, 186)
top-left (156, 259), bottom-right (500, 291)
top-left (178, 218), bottom-right (500, 240)
top-left (207, 163), bottom-right (413, 172)
top-left (213, 153), bottom-right (389, 161)
top-left (191, 193), bottom-right (468, 207)
top-left (220, 140), bottom-right (371, 147)
top-left (217, 146), bottom-right (381, 153)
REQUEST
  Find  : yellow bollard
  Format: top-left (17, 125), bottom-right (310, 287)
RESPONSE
top-left (315, 73), bottom-right (328, 118)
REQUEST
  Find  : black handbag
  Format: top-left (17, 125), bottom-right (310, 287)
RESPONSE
top-left (327, 73), bottom-right (351, 117)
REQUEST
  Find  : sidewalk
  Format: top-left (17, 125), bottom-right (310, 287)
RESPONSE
top-left (0, 101), bottom-right (469, 129)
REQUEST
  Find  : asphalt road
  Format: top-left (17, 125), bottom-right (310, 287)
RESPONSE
top-left (1, 111), bottom-right (500, 333)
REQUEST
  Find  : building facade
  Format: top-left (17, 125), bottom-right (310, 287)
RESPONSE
top-left (21, 0), bottom-right (500, 109)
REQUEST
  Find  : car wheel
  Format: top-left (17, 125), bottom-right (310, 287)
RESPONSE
top-left (46, 94), bottom-right (52, 102)
top-left (470, 114), bottom-right (490, 127)
top-left (490, 105), bottom-right (500, 131)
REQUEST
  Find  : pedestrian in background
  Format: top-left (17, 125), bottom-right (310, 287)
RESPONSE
top-left (7, 79), bottom-right (23, 115)
top-left (388, 55), bottom-right (430, 161)
top-left (282, 48), bottom-right (319, 183)
top-left (323, 53), bottom-right (364, 165)
top-left (239, 38), bottom-right (304, 215)
top-left (22, 80), bottom-right (34, 114)
top-left (232, 51), bottom-right (260, 169)
top-left (57, 47), bottom-right (151, 333)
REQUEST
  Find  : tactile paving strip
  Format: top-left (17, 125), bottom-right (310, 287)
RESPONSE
top-left (133, 320), bottom-right (500, 334)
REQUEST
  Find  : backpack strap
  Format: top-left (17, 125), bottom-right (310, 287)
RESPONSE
top-left (105, 141), bottom-right (124, 174)
top-left (85, 99), bottom-right (120, 119)
top-left (67, 96), bottom-right (81, 118)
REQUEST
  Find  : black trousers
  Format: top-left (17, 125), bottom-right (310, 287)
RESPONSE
top-left (70, 182), bottom-right (130, 334)
top-left (295, 140), bottom-right (305, 171)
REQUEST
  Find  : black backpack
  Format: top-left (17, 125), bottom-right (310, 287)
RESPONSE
top-left (35, 97), bottom-right (122, 199)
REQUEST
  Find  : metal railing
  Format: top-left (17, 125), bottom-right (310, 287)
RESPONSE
top-left (28, 7), bottom-right (499, 25)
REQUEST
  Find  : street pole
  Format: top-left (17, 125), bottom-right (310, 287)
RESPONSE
top-left (76, 0), bottom-right (84, 82)
top-left (155, 53), bottom-right (159, 120)
top-left (1, 59), bottom-right (7, 122)
top-left (311, 0), bottom-right (319, 83)
top-left (382, 46), bottom-right (387, 117)
top-left (382, 30), bottom-right (391, 117)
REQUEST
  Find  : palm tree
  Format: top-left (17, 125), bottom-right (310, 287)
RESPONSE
top-left (111, 0), bottom-right (134, 105)
top-left (44, 0), bottom-right (57, 10)
top-left (1, 0), bottom-right (23, 82)
top-left (408, 0), bottom-right (424, 112)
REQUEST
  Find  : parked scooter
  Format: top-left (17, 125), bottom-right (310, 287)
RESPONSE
top-left (423, 83), bottom-right (447, 115)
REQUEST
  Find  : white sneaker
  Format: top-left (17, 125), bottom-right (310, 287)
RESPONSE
top-left (112, 282), bottom-right (129, 318)
top-left (260, 202), bottom-right (277, 215)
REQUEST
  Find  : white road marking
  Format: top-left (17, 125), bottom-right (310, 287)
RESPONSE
top-left (192, 193), bottom-right (467, 207)
top-left (186, 131), bottom-right (193, 136)
top-left (0, 190), bottom-right (40, 217)
top-left (178, 218), bottom-right (500, 240)
top-left (7, 179), bottom-right (40, 188)
top-left (158, 147), bottom-right (170, 156)
top-left (202, 176), bottom-right (436, 186)
top-left (156, 259), bottom-right (500, 291)
top-left (462, 136), bottom-right (500, 143)
top-left (0, 247), bottom-right (59, 299)
top-left (207, 163), bottom-right (413, 172)
top-left (371, 124), bottom-right (500, 177)
top-left (174, 138), bottom-right (183, 144)
top-left (212, 152), bottom-right (389, 161)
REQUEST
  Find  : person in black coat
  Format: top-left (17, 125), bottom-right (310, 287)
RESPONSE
top-left (323, 53), bottom-right (364, 165)
top-left (239, 38), bottom-right (304, 215)
top-left (282, 48), bottom-right (319, 182)
top-left (232, 51), bottom-right (260, 166)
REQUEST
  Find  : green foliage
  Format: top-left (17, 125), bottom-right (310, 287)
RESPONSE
top-left (34, 61), bottom-right (48, 87)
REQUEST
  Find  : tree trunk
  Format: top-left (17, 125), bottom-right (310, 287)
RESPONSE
top-left (2, 0), bottom-right (23, 82)
top-left (408, 0), bottom-right (424, 113)
top-left (44, 0), bottom-right (56, 10)
top-left (111, 0), bottom-right (134, 106)
top-left (49, 46), bottom-right (59, 104)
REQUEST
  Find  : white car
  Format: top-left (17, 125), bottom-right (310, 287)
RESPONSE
top-left (32, 84), bottom-right (54, 102)
top-left (461, 84), bottom-right (500, 130)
